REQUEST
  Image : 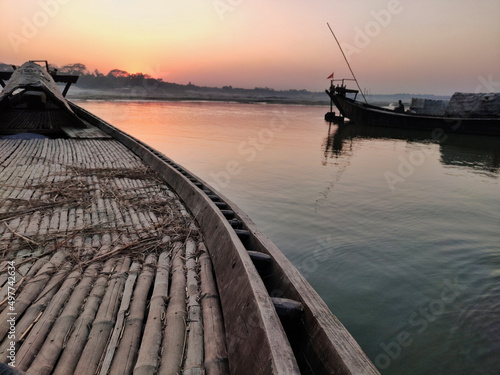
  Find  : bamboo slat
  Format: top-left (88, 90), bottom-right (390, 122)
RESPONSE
top-left (183, 239), bottom-right (204, 375)
top-left (109, 254), bottom-right (157, 375)
top-left (52, 259), bottom-right (117, 375)
top-left (99, 261), bottom-right (141, 375)
top-left (16, 268), bottom-right (81, 371)
top-left (0, 250), bottom-right (67, 341)
top-left (0, 261), bottom-right (71, 363)
top-left (158, 241), bottom-right (186, 375)
top-left (134, 250), bottom-right (170, 375)
top-left (0, 256), bottom-right (49, 313)
top-left (26, 263), bottom-right (101, 375)
top-left (199, 243), bottom-right (229, 375)
top-left (73, 257), bottom-right (131, 375)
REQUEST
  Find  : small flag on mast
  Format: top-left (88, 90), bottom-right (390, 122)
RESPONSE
top-left (327, 73), bottom-right (334, 79)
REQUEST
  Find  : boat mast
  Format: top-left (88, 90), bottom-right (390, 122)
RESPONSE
top-left (327, 23), bottom-right (368, 104)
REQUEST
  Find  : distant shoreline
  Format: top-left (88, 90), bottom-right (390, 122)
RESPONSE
top-left (66, 87), bottom-right (331, 106)
top-left (69, 94), bottom-right (330, 106)
top-left (67, 88), bottom-right (450, 107)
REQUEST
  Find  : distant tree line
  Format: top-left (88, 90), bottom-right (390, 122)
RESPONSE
top-left (52, 63), bottom-right (185, 91)
top-left (0, 62), bottom-right (185, 92)
top-left (0, 62), bottom-right (317, 97)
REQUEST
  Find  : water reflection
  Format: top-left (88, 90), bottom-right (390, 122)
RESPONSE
top-left (323, 122), bottom-right (500, 175)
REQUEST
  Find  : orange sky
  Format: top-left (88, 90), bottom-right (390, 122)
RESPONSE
top-left (1, 0), bottom-right (499, 94)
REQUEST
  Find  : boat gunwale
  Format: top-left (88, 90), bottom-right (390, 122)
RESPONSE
top-left (342, 95), bottom-right (500, 121)
top-left (68, 102), bottom-right (302, 375)
top-left (69, 101), bottom-right (380, 374)
top-left (326, 89), bottom-right (500, 137)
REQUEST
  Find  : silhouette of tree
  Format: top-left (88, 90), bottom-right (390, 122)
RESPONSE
top-left (0, 63), bottom-right (14, 72)
top-left (108, 69), bottom-right (130, 78)
top-left (59, 63), bottom-right (88, 75)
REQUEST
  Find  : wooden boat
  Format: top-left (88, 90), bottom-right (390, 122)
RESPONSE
top-left (325, 82), bottom-right (500, 136)
top-left (0, 62), bottom-right (379, 374)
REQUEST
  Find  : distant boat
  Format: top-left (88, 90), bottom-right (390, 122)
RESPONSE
top-left (325, 81), bottom-right (500, 136)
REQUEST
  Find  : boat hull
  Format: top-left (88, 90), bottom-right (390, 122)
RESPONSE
top-left (326, 90), bottom-right (500, 136)
top-left (71, 103), bottom-right (380, 374)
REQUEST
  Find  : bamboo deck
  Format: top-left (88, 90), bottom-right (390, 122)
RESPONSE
top-left (0, 109), bottom-right (81, 131)
top-left (0, 137), bottom-right (228, 374)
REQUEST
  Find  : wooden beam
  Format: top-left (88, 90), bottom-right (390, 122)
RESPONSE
top-left (51, 74), bottom-right (79, 84)
top-left (0, 70), bottom-right (77, 96)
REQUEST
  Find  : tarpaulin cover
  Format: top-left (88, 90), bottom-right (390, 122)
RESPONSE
top-left (444, 92), bottom-right (500, 118)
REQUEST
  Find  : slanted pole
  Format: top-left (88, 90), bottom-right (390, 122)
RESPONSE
top-left (327, 23), bottom-right (368, 104)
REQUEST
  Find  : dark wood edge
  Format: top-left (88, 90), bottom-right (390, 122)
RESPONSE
top-left (230, 207), bottom-right (380, 374)
top-left (173, 175), bottom-right (380, 374)
top-left (81, 93), bottom-right (379, 373)
top-left (69, 102), bottom-right (301, 375)
top-left (0, 71), bottom-right (78, 84)
top-left (52, 74), bottom-right (79, 84)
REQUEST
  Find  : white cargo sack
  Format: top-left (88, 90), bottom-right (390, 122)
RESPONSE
top-left (444, 92), bottom-right (500, 118)
top-left (410, 98), bottom-right (447, 116)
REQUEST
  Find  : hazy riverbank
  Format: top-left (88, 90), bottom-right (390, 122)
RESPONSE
top-left (67, 86), bottom-right (450, 107)
top-left (66, 85), bottom-right (330, 105)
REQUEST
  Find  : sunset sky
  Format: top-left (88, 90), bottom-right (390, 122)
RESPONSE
top-left (1, 0), bottom-right (499, 94)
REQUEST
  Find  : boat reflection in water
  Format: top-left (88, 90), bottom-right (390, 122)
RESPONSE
top-left (323, 121), bottom-right (500, 175)
top-left (320, 119), bottom-right (500, 374)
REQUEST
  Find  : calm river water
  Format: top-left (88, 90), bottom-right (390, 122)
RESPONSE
top-left (76, 100), bottom-right (500, 375)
